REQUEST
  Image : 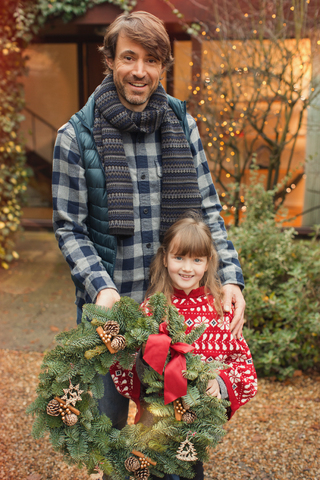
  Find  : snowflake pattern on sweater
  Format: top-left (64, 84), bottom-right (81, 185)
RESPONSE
top-left (110, 287), bottom-right (257, 417)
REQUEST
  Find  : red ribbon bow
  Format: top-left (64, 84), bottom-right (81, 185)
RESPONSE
top-left (143, 322), bottom-right (194, 405)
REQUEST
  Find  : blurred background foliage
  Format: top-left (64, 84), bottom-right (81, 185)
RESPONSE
top-left (229, 166), bottom-right (320, 379)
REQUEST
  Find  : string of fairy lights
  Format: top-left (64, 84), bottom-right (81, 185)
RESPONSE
top-left (183, 4), bottom-right (315, 218)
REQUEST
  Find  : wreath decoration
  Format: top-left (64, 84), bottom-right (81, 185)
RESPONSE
top-left (27, 294), bottom-right (230, 479)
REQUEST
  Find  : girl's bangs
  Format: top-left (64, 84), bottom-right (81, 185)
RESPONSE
top-left (170, 229), bottom-right (211, 258)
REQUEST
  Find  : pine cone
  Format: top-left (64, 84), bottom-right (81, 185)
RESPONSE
top-left (62, 413), bottom-right (78, 426)
top-left (182, 410), bottom-right (197, 424)
top-left (46, 399), bottom-right (61, 416)
top-left (124, 456), bottom-right (141, 472)
top-left (181, 398), bottom-right (190, 410)
top-left (134, 467), bottom-right (150, 479)
top-left (103, 320), bottom-right (120, 336)
top-left (111, 334), bottom-right (127, 351)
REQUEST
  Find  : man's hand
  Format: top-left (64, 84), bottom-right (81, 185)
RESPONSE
top-left (206, 379), bottom-right (221, 399)
top-left (222, 284), bottom-right (246, 339)
top-left (95, 288), bottom-right (121, 310)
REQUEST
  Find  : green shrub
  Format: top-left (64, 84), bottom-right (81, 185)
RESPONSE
top-left (229, 171), bottom-right (320, 379)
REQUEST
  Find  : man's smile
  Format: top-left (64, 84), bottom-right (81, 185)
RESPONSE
top-left (129, 82), bottom-right (148, 88)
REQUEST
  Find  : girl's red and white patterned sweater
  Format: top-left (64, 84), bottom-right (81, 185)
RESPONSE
top-left (110, 287), bottom-right (257, 419)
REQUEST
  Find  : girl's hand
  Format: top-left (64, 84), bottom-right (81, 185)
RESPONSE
top-left (206, 379), bottom-right (221, 399)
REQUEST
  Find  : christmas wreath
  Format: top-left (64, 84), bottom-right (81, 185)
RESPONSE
top-left (27, 294), bottom-right (230, 479)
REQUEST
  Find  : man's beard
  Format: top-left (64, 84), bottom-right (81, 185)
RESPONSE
top-left (113, 75), bottom-right (158, 107)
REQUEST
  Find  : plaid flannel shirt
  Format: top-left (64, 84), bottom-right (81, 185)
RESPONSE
top-left (52, 113), bottom-right (244, 310)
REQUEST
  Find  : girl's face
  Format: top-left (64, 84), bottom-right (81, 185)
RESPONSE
top-left (164, 247), bottom-right (209, 295)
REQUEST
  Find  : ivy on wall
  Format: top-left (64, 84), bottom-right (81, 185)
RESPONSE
top-left (0, 0), bottom-right (40, 269)
top-left (37, 0), bottom-right (137, 23)
top-left (0, 0), bottom-right (147, 269)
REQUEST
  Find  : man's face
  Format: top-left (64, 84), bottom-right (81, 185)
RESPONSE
top-left (106, 33), bottom-right (165, 112)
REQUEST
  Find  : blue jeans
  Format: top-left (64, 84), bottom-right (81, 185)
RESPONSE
top-left (152, 465), bottom-right (203, 480)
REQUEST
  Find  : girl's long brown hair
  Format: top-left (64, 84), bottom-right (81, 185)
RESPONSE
top-left (146, 211), bottom-right (223, 316)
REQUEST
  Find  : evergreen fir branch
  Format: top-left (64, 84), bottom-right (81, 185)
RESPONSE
top-left (94, 362), bottom-right (109, 376)
top-left (90, 318), bottom-right (106, 327)
top-left (87, 374), bottom-right (104, 399)
top-left (181, 369), bottom-right (199, 381)
top-left (66, 435), bottom-right (89, 461)
top-left (152, 419), bottom-right (180, 437)
top-left (113, 350), bottom-right (136, 370)
top-left (31, 413), bottom-right (48, 438)
top-left (40, 358), bottom-right (70, 378)
top-left (185, 323), bottom-right (207, 344)
top-left (149, 467), bottom-right (165, 478)
top-left (146, 439), bottom-right (168, 452)
top-left (47, 415), bottom-right (63, 429)
top-left (145, 383), bottom-right (165, 393)
top-left (142, 366), bottom-right (164, 385)
top-left (79, 363), bottom-right (98, 384)
top-left (148, 293), bottom-right (169, 325)
top-left (26, 396), bottom-right (47, 415)
top-left (64, 422), bottom-right (81, 442)
top-left (82, 303), bottom-right (113, 323)
top-left (98, 352), bottom-right (116, 371)
top-left (50, 429), bottom-right (67, 449)
top-left (94, 414), bottom-right (112, 432)
top-left (62, 331), bottom-right (100, 352)
top-left (182, 385), bottom-right (201, 407)
top-left (147, 402), bottom-right (173, 417)
top-left (79, 406), bottom-right (94, 423)
top-left (108, 427), bottom-right (121, 445)
top-left (80, 419), bottom-right (92, 431)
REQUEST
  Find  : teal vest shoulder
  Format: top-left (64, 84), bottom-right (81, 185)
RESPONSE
top-left (69, 93), bottom-right (117, 289)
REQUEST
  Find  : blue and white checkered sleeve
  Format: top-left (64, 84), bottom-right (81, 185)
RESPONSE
top-left (187, 115), bottom-right (244, 288)
top-left (52, 122), bottom-right (117, 302)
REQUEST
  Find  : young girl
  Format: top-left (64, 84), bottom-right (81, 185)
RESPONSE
top-left (110, 212), bottom-right (257, 480)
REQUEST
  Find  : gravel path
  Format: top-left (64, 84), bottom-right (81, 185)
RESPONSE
top-left (1, 349), bottom-right (319, 480)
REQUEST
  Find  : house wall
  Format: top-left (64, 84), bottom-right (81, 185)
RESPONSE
top-left (173, 39), bottom-right (308, 227)
top-left (20, 44), bottom-right (79, 164)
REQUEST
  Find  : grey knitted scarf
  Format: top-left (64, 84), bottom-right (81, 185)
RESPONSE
top-left (93, 74), bottom-right (202, 239)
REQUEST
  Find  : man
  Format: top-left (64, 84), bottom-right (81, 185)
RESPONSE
top-left (52, 11), bottom-right (245, 433)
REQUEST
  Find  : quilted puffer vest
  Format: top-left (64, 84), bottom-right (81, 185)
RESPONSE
top-left (69, 92), bottom-right (189, 287)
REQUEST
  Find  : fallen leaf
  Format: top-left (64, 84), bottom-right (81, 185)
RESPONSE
top-left (310, 423), bottom-right (320, 430)
top-left (257, 416), bottom-right (268, 422)
top-left (252, 434), bottom-right (264, 442)
top-left (50, 325), bottom-right (59, 332)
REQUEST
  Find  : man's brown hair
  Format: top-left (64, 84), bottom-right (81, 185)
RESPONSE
top-left (99, 11), bottom-right (174, 73)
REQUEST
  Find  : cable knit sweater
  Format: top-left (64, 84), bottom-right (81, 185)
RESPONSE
top-left (110, 287), bottom-right (257, 418)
